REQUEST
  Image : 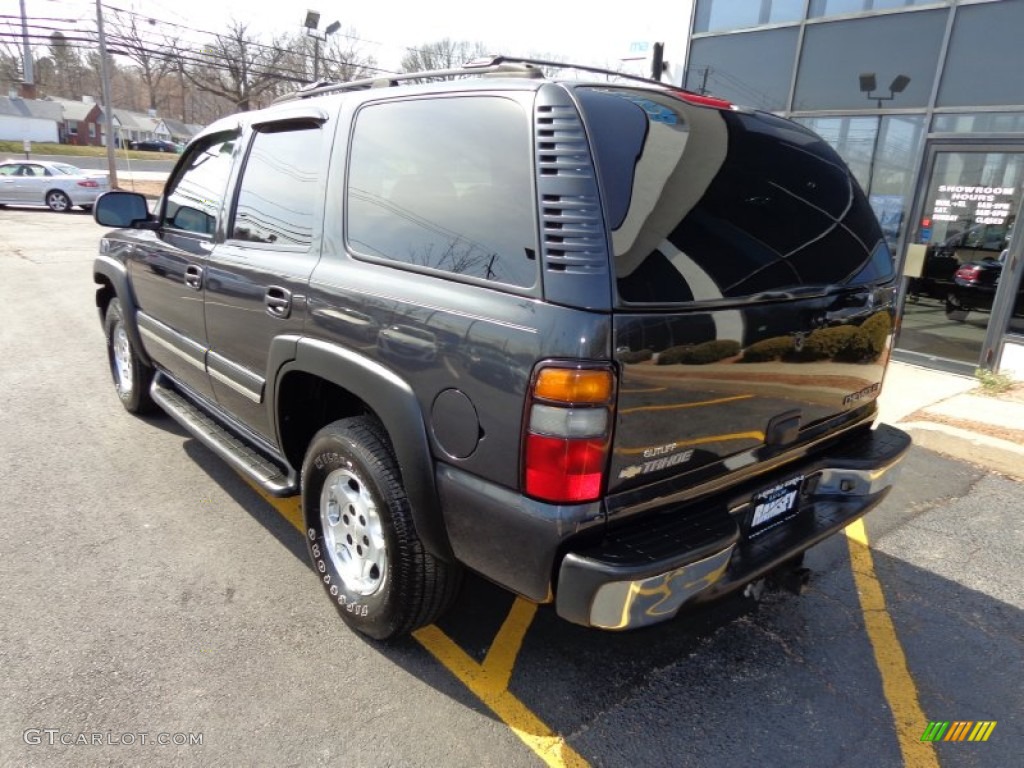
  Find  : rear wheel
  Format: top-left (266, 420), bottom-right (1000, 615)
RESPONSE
top-left (46, 190), bottom-right (71, 212)
top-left (302, 416), bottom-right (461, 640)
top-left (104, 298), bottom-right (156, 413)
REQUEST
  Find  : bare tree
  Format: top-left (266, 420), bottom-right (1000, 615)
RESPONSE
top-left (320, 30), bottom-right (379, 82)
top-left (43, 32), bottom-right (89, 99)
top-left (107, 10), bottom-right (175, 112)
top-left (184, 21), bottom-right (294, 112)
top-left (400, 39), bottom-right (488, 74)
top-left (1, 39), bottom-right (25, 91)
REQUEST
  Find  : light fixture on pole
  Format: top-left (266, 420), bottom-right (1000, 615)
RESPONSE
top-left (304, 11), bottom-right (341, 82)
top-left (858, 73), bottom-right (911, 196)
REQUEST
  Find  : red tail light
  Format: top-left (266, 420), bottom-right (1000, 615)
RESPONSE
top-left (956, 265), bottom-right (981, 280)
top-left (77, 179), bottom-right (99, 188)
top-left (522, 364), bottom-right (615, 504)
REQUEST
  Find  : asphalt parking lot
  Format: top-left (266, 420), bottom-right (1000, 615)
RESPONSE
top-left (1, 207), bottom-right (1020, 767)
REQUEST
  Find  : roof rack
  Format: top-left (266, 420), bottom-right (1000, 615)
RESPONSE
top-left (276, 55), bottom-right (673, 103)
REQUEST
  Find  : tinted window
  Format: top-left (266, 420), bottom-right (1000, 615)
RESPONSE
top-left (685, 27), bottom-right (798, 111)
top-left (347, 97), bottom-right (537, 288)
top-left (163, 132), bottom-right (238, 236)
top-left (937, 0), bottom-right (1024, 107)
top-left (578, 88), bottom-right (892, 305)
top-left (231, 124), bottom-right (321, 247)
top-left (793, 10), bottom-right (947, 110)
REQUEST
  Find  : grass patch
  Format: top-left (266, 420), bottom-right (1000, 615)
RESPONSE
top-left (974, 367), bottom-right (1015, 396)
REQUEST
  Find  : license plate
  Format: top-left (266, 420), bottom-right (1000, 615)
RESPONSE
top-left (748, 475), bottom-right (805, 538)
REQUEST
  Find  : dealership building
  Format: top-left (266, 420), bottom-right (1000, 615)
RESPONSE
top-left (668, 0), bottom-right (1024, 377)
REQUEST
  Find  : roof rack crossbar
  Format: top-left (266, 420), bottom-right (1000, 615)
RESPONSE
top-left (275, 54), bottom-right (683, 103)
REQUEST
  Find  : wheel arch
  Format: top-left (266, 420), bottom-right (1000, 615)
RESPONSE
top-left (271, 336), bottom-right (453, 561)
top-left (93, 255), bottom-right (153, 366)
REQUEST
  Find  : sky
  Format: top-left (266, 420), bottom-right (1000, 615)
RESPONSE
top-left (2, 0), bottom-right (692, 77)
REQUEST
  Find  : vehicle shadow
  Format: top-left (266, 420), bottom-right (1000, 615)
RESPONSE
top-left (174, 435), bottom-right (1022, 766)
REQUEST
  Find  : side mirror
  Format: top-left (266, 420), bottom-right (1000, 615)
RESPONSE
top-left (93, 191), bottom-right (155, 229)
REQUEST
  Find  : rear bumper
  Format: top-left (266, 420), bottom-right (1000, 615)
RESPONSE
top-left (555, 423), bottom-right (911, 629)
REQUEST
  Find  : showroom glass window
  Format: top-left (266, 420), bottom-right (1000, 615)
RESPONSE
top-left (346, 97), bottom-right (538, 289)
top-left (793, 10), bottom-right (947, 111)
top-left (230, 123), bottom-right (322, 248)
top-left (809, 0), bottom-right (936, 18)
top-left (685, 27), bottom-right (798, 111)
top-left (933, 113), bottom-right (1024, 135)
top-left (163, 132), bottom-right (238, 236)
top-left (937, 0), bottom-right (1024, 107)
top-left (693, 0), bottom-right (804, 33)
top-left (798, 115), bottom-right (925, 251)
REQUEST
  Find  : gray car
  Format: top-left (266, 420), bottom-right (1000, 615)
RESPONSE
top-left (0, 160), bottom-right (109, 211)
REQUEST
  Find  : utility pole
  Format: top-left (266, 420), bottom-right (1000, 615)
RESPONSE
top-left (19, 0), bottom-right (34, 89)
top-left (95, 0), bottom-right (118, 188)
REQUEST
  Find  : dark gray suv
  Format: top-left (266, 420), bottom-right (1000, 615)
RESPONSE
top-left (93, 57), bottom-right (910, 639)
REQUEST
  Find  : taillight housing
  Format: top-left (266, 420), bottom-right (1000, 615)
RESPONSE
top-left (956, 265), bottom-right (981, 281)
top-left (77, 179), bottom-right (99, 188)
top-left (523, 363), bottom-right (616, 504)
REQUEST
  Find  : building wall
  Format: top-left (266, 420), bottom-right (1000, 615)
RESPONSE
top-left (0, 115), bottom-right (59, 143)
top-left (681, 0), bottom-right (1024, 374)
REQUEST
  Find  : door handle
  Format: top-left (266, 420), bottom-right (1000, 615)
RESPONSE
top-left (184, 265), bottom-right (203, 291)
top-left (264, 286), bottom-right (292, 319)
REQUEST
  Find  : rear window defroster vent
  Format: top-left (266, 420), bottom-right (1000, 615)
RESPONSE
top-left (534, 85), bottom-right (611, 309)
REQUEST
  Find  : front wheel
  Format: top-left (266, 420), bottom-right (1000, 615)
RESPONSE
top-left (104, 298), bottom-right (156, 413)
top-left (302, 416), bottom-right (461, 640)
top-left (46, 190), bottom-right (71, 212)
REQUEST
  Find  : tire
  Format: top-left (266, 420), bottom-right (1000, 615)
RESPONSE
top-left (104, 298), bottom-right (156, 413)
top-left (945, 294), bottom-right (969, 322)
top-left (302, 416), bottom-right (461, 640)
top-left (46, 190), bottom-right (72, 212)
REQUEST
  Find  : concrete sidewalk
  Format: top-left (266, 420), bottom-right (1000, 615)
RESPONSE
top-left (878, 361), bottom-right (1024, 481)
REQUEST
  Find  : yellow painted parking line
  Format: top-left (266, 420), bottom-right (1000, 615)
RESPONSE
top-left (415, 607), bottom-right (589, 768)
top-left (246, 483), bottom-right (585, 766)
top-left (246, 483), bottom-right (304, 533)
top-left (845, 519), bottom-right (939, 768)
top-left (482, 597), bottom-right (539, 689)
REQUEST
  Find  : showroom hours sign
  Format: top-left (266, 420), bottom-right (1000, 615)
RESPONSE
top-left (931, 185), bottom-right (1016, 225)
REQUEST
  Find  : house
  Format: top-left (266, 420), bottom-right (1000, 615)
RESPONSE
top-left (155, 118), bottom-right (200, 144)
top-left (114, 109), bottom-right (160, 148)
top-left (48, 97), bottom-right (94, 145)
top-left (0, 95), bottom-right (63, 143)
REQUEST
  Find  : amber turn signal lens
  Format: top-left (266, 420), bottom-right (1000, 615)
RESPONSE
top-left (534, 368), bottom-right (613, 404)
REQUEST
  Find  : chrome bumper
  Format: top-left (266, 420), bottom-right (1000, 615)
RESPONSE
top-left (555, 424), bottom-right (910, 630)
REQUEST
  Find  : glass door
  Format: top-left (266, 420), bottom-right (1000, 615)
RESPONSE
top-left (897, 142), bottom-right (1024, 373)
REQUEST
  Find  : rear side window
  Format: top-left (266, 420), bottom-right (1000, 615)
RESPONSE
top-left (346, 96), bottom-right (537, 288)
top-left (231, 123), bottom-right (322, 248)
top-left (577, 88), bottom-right (894, 305)
top-left (163, 131), bottom-right (238, 236)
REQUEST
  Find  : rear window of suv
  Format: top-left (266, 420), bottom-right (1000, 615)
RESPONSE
top-left (576, 87), bottom-right (894, 305)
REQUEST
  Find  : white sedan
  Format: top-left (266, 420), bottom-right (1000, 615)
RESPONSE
top-left (0, 160), bottom-right (110, 212)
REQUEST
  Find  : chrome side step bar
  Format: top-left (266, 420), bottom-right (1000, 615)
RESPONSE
top-left (151, 377), bottom-right (297, 497)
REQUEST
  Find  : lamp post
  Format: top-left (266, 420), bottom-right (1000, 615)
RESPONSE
top-left (858, 73), bottom-right (910, 196)
top-left (303, 11), bottom-right (341, 82)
